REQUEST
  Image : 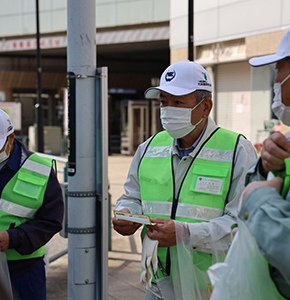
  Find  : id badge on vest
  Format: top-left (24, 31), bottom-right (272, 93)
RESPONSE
top-left (195, 176), bottom-right (223, 194)
top-left (190, 164), bottom-right (229, 197)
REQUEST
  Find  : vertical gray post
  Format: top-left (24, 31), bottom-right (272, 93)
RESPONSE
top-left (95, 67), bottom-right (109, 300)
top-left (67, 0), bottom-right (97, 299)
top-left (188, 0), bottom-right (194, 61)
top-left (35, 0), bottom-right (44, 152)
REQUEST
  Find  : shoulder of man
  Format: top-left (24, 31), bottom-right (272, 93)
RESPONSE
top-left (16, 139), bottom-right (55, 171)
top-left (16, 138), bottom-right (32, 157)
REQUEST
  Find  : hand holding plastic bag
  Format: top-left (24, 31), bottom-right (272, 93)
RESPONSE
top-left (208, 219), bottom-right (276, 300)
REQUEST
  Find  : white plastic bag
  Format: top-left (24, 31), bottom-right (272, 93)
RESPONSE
top-left (208, 219), bottom-right (276, 300)
top-left (157, 221), bottom-right (225, 300)
top-left (0, 251), bottom-right (13, 300)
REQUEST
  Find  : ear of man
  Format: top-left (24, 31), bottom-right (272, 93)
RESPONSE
top-left (8, 133), bottom-right (15, 145)
top-left (201, 97), bottom-right (213, 118)
top-left (7, 133), bottom-right (15, 153)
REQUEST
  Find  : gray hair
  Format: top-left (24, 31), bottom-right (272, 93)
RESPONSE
top-left (195, 90), bottom-right (212, 103)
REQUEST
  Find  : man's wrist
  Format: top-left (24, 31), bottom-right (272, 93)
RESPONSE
top-left (259, 159), bottom-right (268, 178)
top-left (6, 229), bottom-right (11, 248)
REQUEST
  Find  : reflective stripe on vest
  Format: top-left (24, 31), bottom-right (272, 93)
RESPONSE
top-left (0, 198), bottom-right (37, 218)
top-left (198, 147), bottom-right (234, 162)
top-left (144, 144), bottom-right (235, 163)
top-left (138, 128), bottom-right (240, 280)
top-left (144, 145), bottom-right (172, 158)
top-left (142, 200), bottom-right (223, 221)
top-left (21, 159), bottom-right (51, 177)
top-left (0, 153), bottom-right (52, 261)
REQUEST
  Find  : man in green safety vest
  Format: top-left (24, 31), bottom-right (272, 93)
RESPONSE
top-left (113, 60), bottom-right (257, 300)
top-left (240, 28), bottom-right (290, 299)
top-left (0, 109), bottom-right (64, 300)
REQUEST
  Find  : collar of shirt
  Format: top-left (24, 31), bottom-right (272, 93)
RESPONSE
top-left (174, 120), bottom-right (208, 159)
top-left (1, 140), bottom-right (21, 173)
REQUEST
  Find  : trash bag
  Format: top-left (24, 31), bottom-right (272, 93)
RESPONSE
top-left (157, 221), bottom-right (226, 300)
top-left (0, 251), bottom-right (13, 300)
top-left (208, 218), bottom-right (276, 300)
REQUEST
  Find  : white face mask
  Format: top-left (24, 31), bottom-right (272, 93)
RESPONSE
top-left (0, 142), bottom-right (9, 164)
top-left (272, 73), bottom-right (290, 126)
top-left (160, 99), bottom-right (204, 139)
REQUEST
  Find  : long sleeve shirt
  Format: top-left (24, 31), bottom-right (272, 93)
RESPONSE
top-left (0, 139), bottom-right (64, 279)
top-left (116, 117), bottom-right (258, 252)
top-left (239, 131), bottom-right (290, 298)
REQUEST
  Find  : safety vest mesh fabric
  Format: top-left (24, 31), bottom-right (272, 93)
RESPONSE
top-left (138, 129), bottom-right (240, 280)
top-left (0, 153), bottom-right (52, 261)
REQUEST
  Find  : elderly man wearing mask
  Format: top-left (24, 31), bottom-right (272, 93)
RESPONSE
top-left (113, 60), bottom-right (257, 300)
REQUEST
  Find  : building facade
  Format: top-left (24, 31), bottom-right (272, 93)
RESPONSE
top-left (170, 0), bottom-right (290, 146)
top-left (0, 0), bottom-right (289, 154)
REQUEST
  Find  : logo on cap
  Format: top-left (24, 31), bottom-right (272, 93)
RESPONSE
top-left (203, 72), bottom-right (207, 81)
top-left (165, 70), bottom-right (176, 82)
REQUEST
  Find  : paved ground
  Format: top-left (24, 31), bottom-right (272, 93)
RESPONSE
top-left (46, 154), bottom-right (145, 299)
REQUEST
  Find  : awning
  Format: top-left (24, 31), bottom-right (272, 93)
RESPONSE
top-left (0, 24), bottom-right (169, 53)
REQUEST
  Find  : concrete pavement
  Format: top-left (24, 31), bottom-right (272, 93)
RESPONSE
top-left (46, 154), bottom-right (145, 299)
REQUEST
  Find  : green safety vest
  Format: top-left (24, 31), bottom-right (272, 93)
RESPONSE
top-left (0, 153), bottom-right (52, 261)
top-left (138, 128), bottom-right (241, 281)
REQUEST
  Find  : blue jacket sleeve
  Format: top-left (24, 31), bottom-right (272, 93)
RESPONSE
top-left (244, 157), bottom-right (266, 185)
top-left (8, 168), bottom-right (64, 255)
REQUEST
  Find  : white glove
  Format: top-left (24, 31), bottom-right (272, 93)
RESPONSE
top-left (140, 234), bottom-right (159, 290)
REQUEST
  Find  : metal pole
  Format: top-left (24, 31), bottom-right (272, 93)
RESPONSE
top-left (67, 0), bottom-right (97, 299)
top-left (188, 0), bottom-right (194, 61)
top-left (95, 67), bottom-right (108, 300)
top-left (35, 0), bottom-right (44, 152)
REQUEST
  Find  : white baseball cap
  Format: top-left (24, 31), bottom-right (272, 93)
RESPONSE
top-left (0, 109), bottom-right (14, 150)
top-left (249, 28), bottom-right (290, 67)
top-left (144, 60), bottom-right (212, 98)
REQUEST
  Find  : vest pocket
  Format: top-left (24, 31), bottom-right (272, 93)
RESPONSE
top-left (190, 164), bottom-right (230, 196)
top-left (13, 172), bottom-right (46, 200)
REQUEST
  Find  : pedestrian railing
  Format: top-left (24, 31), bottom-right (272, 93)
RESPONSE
top-left (36, 152), bottom-right (68, 262)
top-left (35, 152), bottom-right (112, 263)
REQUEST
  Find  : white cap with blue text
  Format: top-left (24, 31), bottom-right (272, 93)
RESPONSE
top-left (0, 109), bottom-right (14, 150)
top-left (249, 28), bottom-right (290, 67)
top-left (144, 60), bottom-right (212, 98)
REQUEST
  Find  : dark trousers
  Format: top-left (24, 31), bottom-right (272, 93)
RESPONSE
top-left (11, 260), bottom-right (46, 300)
